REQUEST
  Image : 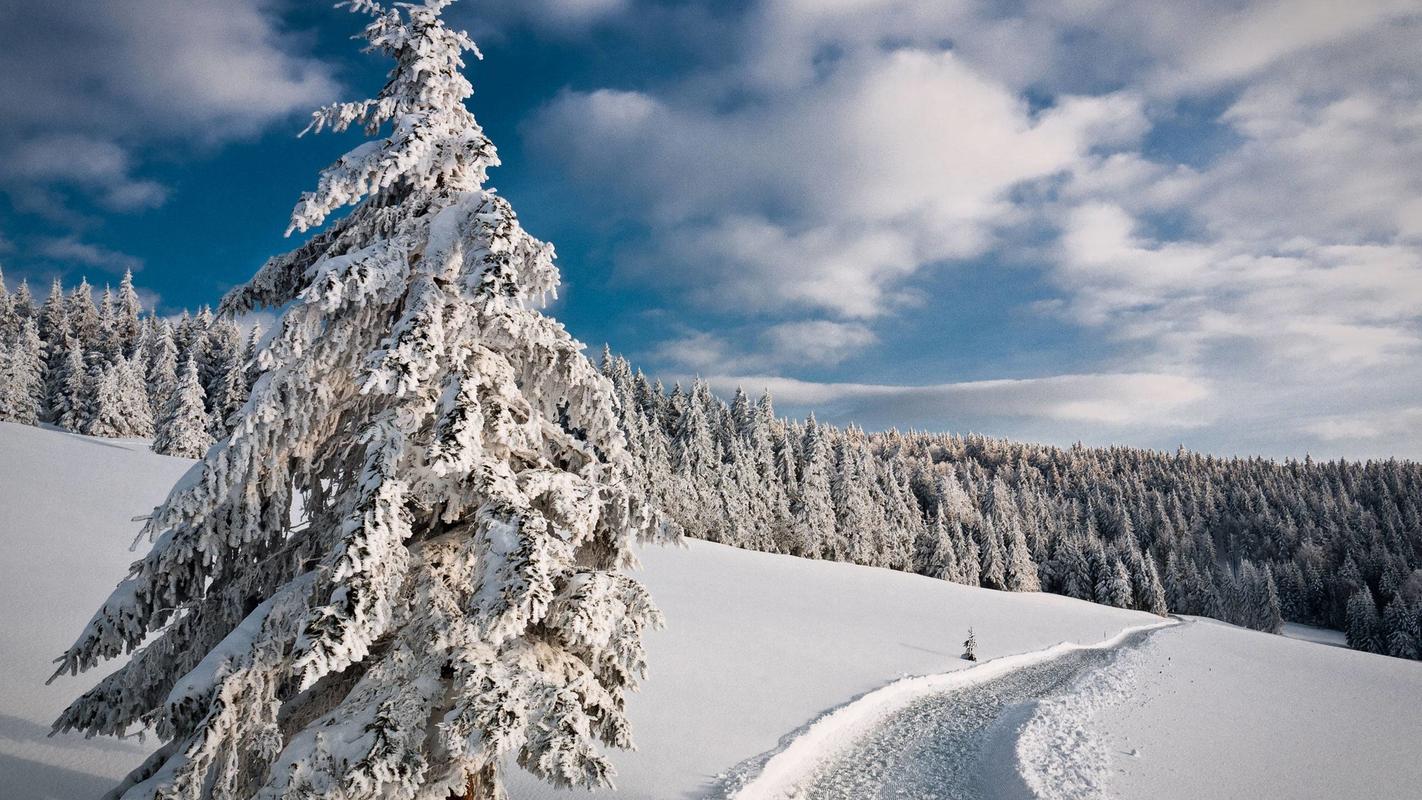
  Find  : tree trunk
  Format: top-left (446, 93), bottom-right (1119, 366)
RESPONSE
top-left (450, 764), bottom-right (500, 800)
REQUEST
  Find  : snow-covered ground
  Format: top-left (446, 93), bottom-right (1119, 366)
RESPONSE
top-left (1090, 618), bottom-right (1422, 800)
top-left (0, 423), bottom-right (193, 799)
top-left (0, 422), bottom-right (1155, 799)
top-left (3, 421), bottom-right (1419, 800)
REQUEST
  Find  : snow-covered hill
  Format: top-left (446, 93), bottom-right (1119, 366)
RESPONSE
top-left (2, 421), bottom-right (1419, 800)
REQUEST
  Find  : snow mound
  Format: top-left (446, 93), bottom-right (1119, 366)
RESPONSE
top-left (1014, 625), bottom-right (1154, 800)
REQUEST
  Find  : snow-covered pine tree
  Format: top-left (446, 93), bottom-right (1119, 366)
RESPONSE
top-left (11, 278), bottom-right (34, 326)
top-left (96, 284), bottom-right (120, 362)
top-left (0, 266), bottom-right (14, 342)
top-left (153, 356), bottom-right (213, 458)
top-left (209, 347), bottom-right (249, 437)
top-left (38, 279), bottom-right (69, 421)
top-left (67, 278), bottom-right (100, 351)
top-left (954, 516), bottom-right (981, 586)
top-left (1100, 557), bottom-right (1134, 609)
top-left (670, 382), bottom-right (720, 541)
top-left (1346, 589), bottom-right (1382, 653)
top-left (1140, 552), bottom-right (1169, 616)
top-left (0, 316), bottom-right (45, 424)
top-left (794, 413), bottom-right (837, 559)
top-left (243, 323), bottom-right (265, 389)
top-left (86, 354), bottom-right (154, 438)
top-left (1258, 564), bottom-right (1283, 633)
top-left (117, 268), bottom-right (145, 357)
top-left (1002, 518), bottom-right (1040, 592)
top-left (147, 321), bottom-right (180, 419)
top-left (962, 627), bottom-right (977, 661)
top-left (55, 336), bottom-right (91, 431)
top-left (53, 4), bottom-right (662, 798)
top-left (1383, 596), bottom-right (1419, 660)
top-left (200, 319), bottom-right (243, 414)
top-left (977, 519), bottom-right (1006, 590)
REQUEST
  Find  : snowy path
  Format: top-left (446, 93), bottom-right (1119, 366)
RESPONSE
top-left (724, 623), bottom-right (1173, 800)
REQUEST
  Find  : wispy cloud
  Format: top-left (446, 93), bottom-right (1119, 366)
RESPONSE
top-left (35, 237), bottom-right (143, 275)
top-left (698, 372), bottom-right (1211, 430)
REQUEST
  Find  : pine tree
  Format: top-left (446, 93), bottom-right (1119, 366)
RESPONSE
top-left (962, 627), bottom-right (978, 661)
top-left (54, 337), bottom-right (90, 431)
top-left (1003, 518), bottom-right (1040, 592)
top-left (1100, 557), bottom-right (1134, 609)
top-left (153, 356), bottom-right (213, 458)
top-left (209, 350), bottom-right (249, 437)
top-left (1259, 565), bottom-right (1283, 633)
top-left (0, 317), bottom-right (45, 424)
top-left (1383, 596), bottom-right (1420, 660)
top-left (37, 279), bottom-right (68, 420)
top-left (116, 268), bottom-right (145, 356)
top-left (977, 519), bottom-right (1006, 590)
top-left (670, 383), bottom-right (720, 541)
top-left (66, 278), bottom-right (100, 351)
top-left (86, 355), bottom-right (154, 438)
top-left (1140, 553), bottom-right (1169, 616)
top-left (0, 266), bottom-right (15, 342)
top-left (200, 319), bottom-right (243, 413)
top-left (54, 6), bottom-right (662, 798)
top-left (793, 414), bottom-right (836, 559)
top-left (146, 321), bottom-right (180, 419)
top-left (95, 285), bottom-right (120, 362)
top-left (954, 516), bottom-right (981, 586)
top-left (1346, 589), bottom-right (1382, 653)
top-left (11, 279), bottom-right (34, 326)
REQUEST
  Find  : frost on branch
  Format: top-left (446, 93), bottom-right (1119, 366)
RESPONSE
top-left (52, 3), bottom-right (662, 799)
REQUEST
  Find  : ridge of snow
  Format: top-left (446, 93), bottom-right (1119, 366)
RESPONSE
top-left (1014, 622), bottom-right (1158, 800)
top-left (722, 619), bottom-right (1178, 799)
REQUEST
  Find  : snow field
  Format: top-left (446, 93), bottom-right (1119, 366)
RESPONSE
top-left (1052, 617), bottom-right (1422, 800)
top-left (1, 422), bottom-right (1160, 800)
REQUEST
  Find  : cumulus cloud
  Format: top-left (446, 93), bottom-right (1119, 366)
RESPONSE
top-left (529, 48), bottom-right (1147, 319)
top-left (0, 1), bottom-right (339, 140)
top-left (522, 0), bottom-right (1422, 456)
top-left (0, 0), bottom-right (340, 222)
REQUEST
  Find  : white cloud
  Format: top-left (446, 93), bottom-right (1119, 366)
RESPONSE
top-left (521, 0), bottom-right (1422, 456)
top-left (3, 136), bottom-right (167, 212)
top-left (762, 320), bottom-right (877, 366)
top-left (0, 1), bottom-right (340, 141)
top-left (699, 371), bottom-right (1211, 429)
top-left (654, 320), bottom-right (878, 374)
top-left (35, 237), bottom-right (144, 275)
top-left (531, 50), bottom-right (1146, 318)
top-left (0, 0), bottom-right (340, 221)
top-left (1305, 407), bottom-right (1422, 443)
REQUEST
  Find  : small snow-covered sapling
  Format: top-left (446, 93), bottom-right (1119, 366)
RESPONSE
top-left (963, 627), bottom-right (978, 661)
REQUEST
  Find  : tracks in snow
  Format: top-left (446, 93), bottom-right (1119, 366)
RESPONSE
top-left (716, 620), bottom-right (1179, 800)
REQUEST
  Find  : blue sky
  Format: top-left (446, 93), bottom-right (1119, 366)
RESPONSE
top-left (2, 0), bottom-right (1420, 460)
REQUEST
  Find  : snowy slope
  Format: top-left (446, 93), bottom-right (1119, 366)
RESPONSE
top-left (0, 422), bottom-right (1161, 799)
top-left (1092, 618), bottom-right (1422, 800)
top-left (0, 422), bottom-right (194, 799)
top-left (14, 423), bottom-right (1416, 800)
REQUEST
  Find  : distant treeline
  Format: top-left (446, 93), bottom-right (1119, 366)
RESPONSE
top-left (3, 267), bottom-right (1417, 661)
top-left (600, 352), bottom-right (1422, 661)
top-left (0, 268), bottom-right (254, 458)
